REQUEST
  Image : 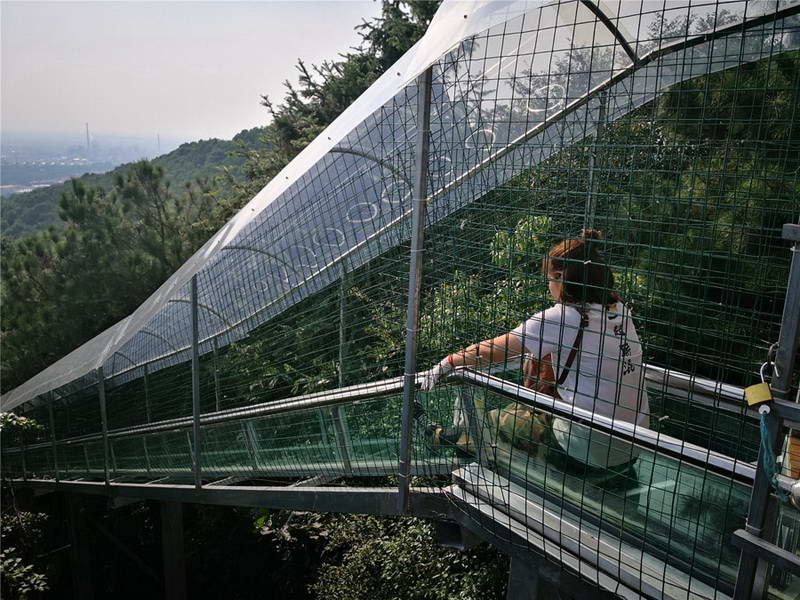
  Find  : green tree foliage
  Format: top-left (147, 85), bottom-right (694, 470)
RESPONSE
top-left (0, 161), bottom-right (235, 391)
top-left (312, 515), bottom-right (508, 600)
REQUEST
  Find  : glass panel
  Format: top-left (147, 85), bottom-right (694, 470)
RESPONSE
top-left (417, 385), bottom-right (751, 594)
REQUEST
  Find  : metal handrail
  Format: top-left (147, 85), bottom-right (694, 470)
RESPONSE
top-left (1, 365), bottom-right (763, 489)
top-left (453, 368), bottom-right (757, 485)
top-left (4, 377), bottom-right (405, 452)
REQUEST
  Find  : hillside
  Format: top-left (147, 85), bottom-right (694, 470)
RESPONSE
top-left (0, 127), bottom-right (267, 239)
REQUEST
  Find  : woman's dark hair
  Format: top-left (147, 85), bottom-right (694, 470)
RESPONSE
top-left (542, 229), bottom-right (618, 306)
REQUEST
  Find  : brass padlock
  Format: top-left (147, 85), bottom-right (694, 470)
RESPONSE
top-left (746, 362), bottom-right (774, 408)
top-left (745, 382), bottom-right (772, 407)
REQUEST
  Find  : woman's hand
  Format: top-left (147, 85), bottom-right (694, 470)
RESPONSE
top-left (418, 357), bottom-right (454, 391)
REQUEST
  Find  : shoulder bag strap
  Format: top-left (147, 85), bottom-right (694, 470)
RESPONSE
top-left (556, 309), bottom-right (588, 387)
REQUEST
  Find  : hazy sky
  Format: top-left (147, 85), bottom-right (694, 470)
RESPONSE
top-left (1, 1), bottom-right (382, 142)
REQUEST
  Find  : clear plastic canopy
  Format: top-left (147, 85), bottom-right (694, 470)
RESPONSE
top-left (4, 0), bottom-right (799, 411)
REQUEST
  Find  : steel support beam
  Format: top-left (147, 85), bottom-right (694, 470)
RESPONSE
top-left (17, 479), bottom-right (449, 518)
top-left (583, 89), bottom-right (607, 231)
top-left (66, 493), bottom-right (94, 600)
top-left (98, 367), bottom-right (110, 485)
top-left (161, 501), bottom-right (187, 600)
top-left (735, 223), bottom-right (800, 600)
top-left (143, 363), bottom-right (152, 423)
top-left (332, 259), bottom-right (354, 476)
top-left (398, 65), bottom-right (433, 513)
top-left (190, 275), bottom-right (202, 488)
top-left (506, 557), bottom-right (539, 600)
top-left (212, 337), bottom-right (221, 412)
top-left (48, 397), bottom-right (58, 482)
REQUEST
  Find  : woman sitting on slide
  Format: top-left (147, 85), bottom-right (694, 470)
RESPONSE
top-left (419, 229), bottom-right (650, 475)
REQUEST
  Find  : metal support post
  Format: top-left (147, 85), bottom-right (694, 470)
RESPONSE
top-left (398, 66), bottom-right (433, 513)
top-left (20, 406), bottom-right (28, 480)
top-left (243, 421), bottom-right (260, 471)
top-left (735, 223), bottom-right (800, 600)
top-left (161, 501), bottom-right (187, 600)
top-left (506, 557), bottom-right (539, 600)
top-left (97, 367), bottom-right (110, 485)
top-left (191, 275), bottom-right (202, 489)
top-left (48, 396), bottom-right (59, 482)
top-left (66, 493), bottom-right (94, 600)
top-left (143, 437), bottom-right (152, 475)
top-left (583, 90), bottom-right (608, 231)
top-left (212, 337), bottom-right (222, 412)
top-left (144, 363), bottom-right (152, 423)
top-left (331, 259), bottom-right (354, 476)
top-left (338, 259), bottom-right (349, 388)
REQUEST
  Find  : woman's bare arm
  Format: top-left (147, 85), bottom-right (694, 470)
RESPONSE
top-left (448, 332), bottom-right (526, 368)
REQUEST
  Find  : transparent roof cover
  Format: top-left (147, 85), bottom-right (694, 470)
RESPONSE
top-left (4, 0), bottom-right (798, 410)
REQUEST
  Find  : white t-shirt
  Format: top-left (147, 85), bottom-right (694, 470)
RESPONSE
top-left (510, 301), bottom-right (650, 468)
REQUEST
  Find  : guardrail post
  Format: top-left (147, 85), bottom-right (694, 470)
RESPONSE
top-left (734, 222), bottom-right (800, 600)
top-left (161, 501), bottom-right (187, 600)
top-left (398, 65), bottom-right (433, 513)
top-left (144, 363), bottom-right (152, 423)
top-left (583, 89), bottom-right (608, 231)
top-left (191, 275), bottom-right (202, 489)
top-left (97, 367), bottom-right (110, 485)
top-left (331, 259), bottom-right (353, 477)
top-left (20, 406), bottom-right (28, 481)
top-left (212, 337), bottom-right (221, 412)
top-left (48, 394), bottom-right (59, 482)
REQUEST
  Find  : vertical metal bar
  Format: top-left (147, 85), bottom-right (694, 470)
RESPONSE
top-left (161, 501), bottom-right (187, 600)
top-left (735, 224), bottom-right (800, 600)
top-left (83, 444), bottom-right (90, 476)
top-left (583, 90), bottom-right (608, 231)
top-left (331, 259), bottom-right (354, 477)
top-left (338, 259), bottom-right (349, 388)
top-left (144, 363), bottom-right (152, 423)
top-left (67, 494), bottom-right (94, 600)
top-left (97, 366), bottom-right (110, 485)
top-left (243, 422), bottom-right (260, 472)
top-left (398, 66), bottom-right (433, 513)
top-left (191, 275), bottom-right (202, 489)
top-left (143, 437), bottom-right (152, 475)
top-left (48, 395), bottom-right (59, 482)
top-left (20, 406), bottom-right (28, 481)
top-left (506, 556), bottom-right (539, 600)
top-left (212, 337), bottom-right (221, 412)
top-left (461, 386), bottom-right (490, 468)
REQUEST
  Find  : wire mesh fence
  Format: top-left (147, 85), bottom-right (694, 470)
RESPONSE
top-left (3, 1), bottom-right (800, 597)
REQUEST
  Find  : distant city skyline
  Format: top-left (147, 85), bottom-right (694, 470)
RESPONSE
top-left (1, 1), bottom-right (381, 142)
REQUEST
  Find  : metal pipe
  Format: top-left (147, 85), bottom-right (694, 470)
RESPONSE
top-left (735, 222), bottom-right (800, 599)
top-left (398, 66), bottom-right (433, 513)
top-left (143, 363), bottom-right (151, 423)
top-left (332, 259), bottom-right (353, 476)
top-left (190, 275), bottom-right (202, 489)
top-left (48, 396), bottom-right (59, 482)
top-left (97, 367), bottom-right (110, 485)
top-left (212, 338), bottom-right (221, 412)
top-left (2, 360), bottom-right (764, 485)
top-left (10, 377), bottom-right (405, 450)
top-left (583, 90), bottom-right (607, 231)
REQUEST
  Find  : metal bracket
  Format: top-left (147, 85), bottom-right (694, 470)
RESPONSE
top-left (732, 529), bottom-right (800, 577)
top-left (783, 223), bottom-right (800, 242)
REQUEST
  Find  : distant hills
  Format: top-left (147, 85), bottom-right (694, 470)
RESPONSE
top-left (1, 126), bottom-right (267, 239)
